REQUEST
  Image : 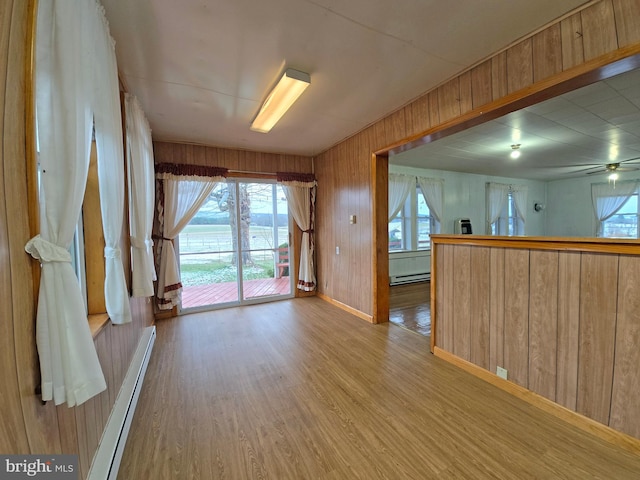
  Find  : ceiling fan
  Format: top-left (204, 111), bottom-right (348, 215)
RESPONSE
top-left (552, 157), bottom-right (640, 176)
top-left (583, 158), bottom-right (640, 175)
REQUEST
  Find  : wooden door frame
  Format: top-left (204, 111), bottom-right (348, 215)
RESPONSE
top-left (371, 153), bottom-right (389, 323)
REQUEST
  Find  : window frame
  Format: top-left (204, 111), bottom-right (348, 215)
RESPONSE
top-left (601, 191), bottom-right (639, 239)
top-left (388, 185), bottom-right (437, 252)
top-left (492, 191), bottom-right (524, 236)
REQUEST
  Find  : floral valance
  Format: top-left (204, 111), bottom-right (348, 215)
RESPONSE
top-left (276, 171), bottom-right (316, 186)
top-left (155, 162), bottom-right (228, 181)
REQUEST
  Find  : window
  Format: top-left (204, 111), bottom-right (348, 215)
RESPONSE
top-left (487, 183), bottom-right (527, 236)
top-left (389, 186), bottom-right (439, 251)
top-left (37, 137), bottom-right (107, 315)
top-left (36, 134), bottom-right (89, 311)
top-left (602, 192), bottom-right (639, 238)
top-left (592, 180), bottom-right (639, 238)
top-left (492, 192), bottom-right (524, 236)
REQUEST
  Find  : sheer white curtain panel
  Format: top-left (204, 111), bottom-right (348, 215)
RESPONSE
top-left (486, 183), bottom-right (510, 234)
top-left (94, 8), bottom-right (131, 325)
top-left (417, 177), bottom-right (443, 227)
top-left (511, 184), bottom-right (528, 232)
top-left (279, 177), bottom-right (317, 291)
top-left (388, 174), bottom-right (414, 221)
top-left (125, 93), bottom-right (156, 297)
top-left (591, 180), bottom-right (639, 236)
top-left (24, 0), bottom-right (110, 406)
top-left (157, 174), bottom-right (223, 309)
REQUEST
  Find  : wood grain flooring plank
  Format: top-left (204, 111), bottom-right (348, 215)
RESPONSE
top-left (118, 297), bottom-right (640, 479)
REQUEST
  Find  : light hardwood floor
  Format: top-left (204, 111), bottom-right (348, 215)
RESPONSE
top-left (389, 281), bottom-right (431, 336)
top-left (118, 297), bottom-right (640, 479)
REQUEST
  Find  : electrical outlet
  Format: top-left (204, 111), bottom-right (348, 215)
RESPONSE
top-left (336, 246), bottom-right (340, 255)
top-left (496, 366), bottom-right (508, 380)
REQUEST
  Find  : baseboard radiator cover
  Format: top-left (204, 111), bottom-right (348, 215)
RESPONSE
top-left (390, 272), bottom-right (430, 285)
top-left (88, 325), bottom-right (156, 480)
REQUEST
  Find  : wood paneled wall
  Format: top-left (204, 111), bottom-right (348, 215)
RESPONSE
top-left (314, 0), bottom-right (640, 320)
top-left (153, 141), bottom-right (313, 175)
top-left (431, 236), bottom-right (640, 440)
top-left (0, 3), bottom-right (154, 479)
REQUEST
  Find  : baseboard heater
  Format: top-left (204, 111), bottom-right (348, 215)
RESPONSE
top-left (88, 325), bottom-right (156, 480)
top-left (390, 272), bottom-right (430, 285)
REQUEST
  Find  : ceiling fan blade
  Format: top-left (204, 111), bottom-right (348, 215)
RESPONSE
top-left (542, 163), bottom-right (601, 168)
top-left (584, 166), bottom-right (639, 175)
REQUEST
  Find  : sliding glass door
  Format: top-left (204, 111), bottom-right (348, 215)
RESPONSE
top-left (178, 179), bottom-right (292, 311)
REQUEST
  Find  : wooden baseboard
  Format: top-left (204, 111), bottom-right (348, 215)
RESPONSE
top-left (316, 293), bottom-right (374, 323)
top-left (433, 346), bottom-right (640, 456)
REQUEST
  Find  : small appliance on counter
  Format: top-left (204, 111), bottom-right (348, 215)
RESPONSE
top-left (454, 218), bottom-right (473, 234)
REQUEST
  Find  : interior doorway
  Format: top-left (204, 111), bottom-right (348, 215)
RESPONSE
top-left (177, 179), bottom-right (293, 312)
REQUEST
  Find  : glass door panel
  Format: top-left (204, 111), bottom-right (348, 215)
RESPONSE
top-left (239, 182), bottom-right (291, 301)
top-left (179, 183), bottom-right (239, 309)
top-left (178, 180), bottom-right (292, 312)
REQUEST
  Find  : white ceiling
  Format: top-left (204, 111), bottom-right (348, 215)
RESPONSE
top-left (101, 0), bottom-right (588, 157)
top-left (392, 68), bottom-right (640, 181)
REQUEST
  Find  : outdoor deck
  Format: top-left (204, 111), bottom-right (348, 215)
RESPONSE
top-left (182, 276), bottom-right (291, 309)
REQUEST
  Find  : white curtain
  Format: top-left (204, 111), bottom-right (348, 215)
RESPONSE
top-left (125, 94), bottom-right (156, 297)
top-left (24, 0), bottom-right (115, 406)
top-left (486, 182), bottom-right (510, 234)
top-left (388, 174), bottom-right (414, 221)
top-left (94, 8), bottom-right (131, 325)
top-left (417, 177), bottom-right (443, 227)
top-left (157, 172), bottom-right (224, 309)
top-left (592, 180), bottom-right (639, 236)
top-left (278, 175), bottom-right (317, 291)
top-left (511, 184), bottom-right (528, 234)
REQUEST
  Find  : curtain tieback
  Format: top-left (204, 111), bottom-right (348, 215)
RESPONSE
top-left (302, 229), bottom-right (314, 234)
top-left (24, 234), bottom-right (72, 263)
top-left (152, 235), bottom-right (172, 242)
top-left (130, 236), bottom-right (154, 250)
top-left (104, 247), bottom-right (121, 260)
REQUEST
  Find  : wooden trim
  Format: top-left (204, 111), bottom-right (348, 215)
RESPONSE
top-left (371, 153), bottom-right (389, 324)
top-left (429, 242), bottom-right (437, 353)
top-left (25, 0), bottom-right (39, 304)
top-left (84, 141), bottom-right (106, 315)
top-left (317, 292), bottom-right (374, 323)
top-left (120, 91), bottom-right (132, 293)
top-left (433, 346), bottom-right (640, 456)
top-left (431, 234), bottom-right (640, 255)
top-left (88, 313), bottom-right (110, 338)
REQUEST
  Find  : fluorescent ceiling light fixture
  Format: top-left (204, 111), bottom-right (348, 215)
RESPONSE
top-left (250, 68), bottom-right (310, 133)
